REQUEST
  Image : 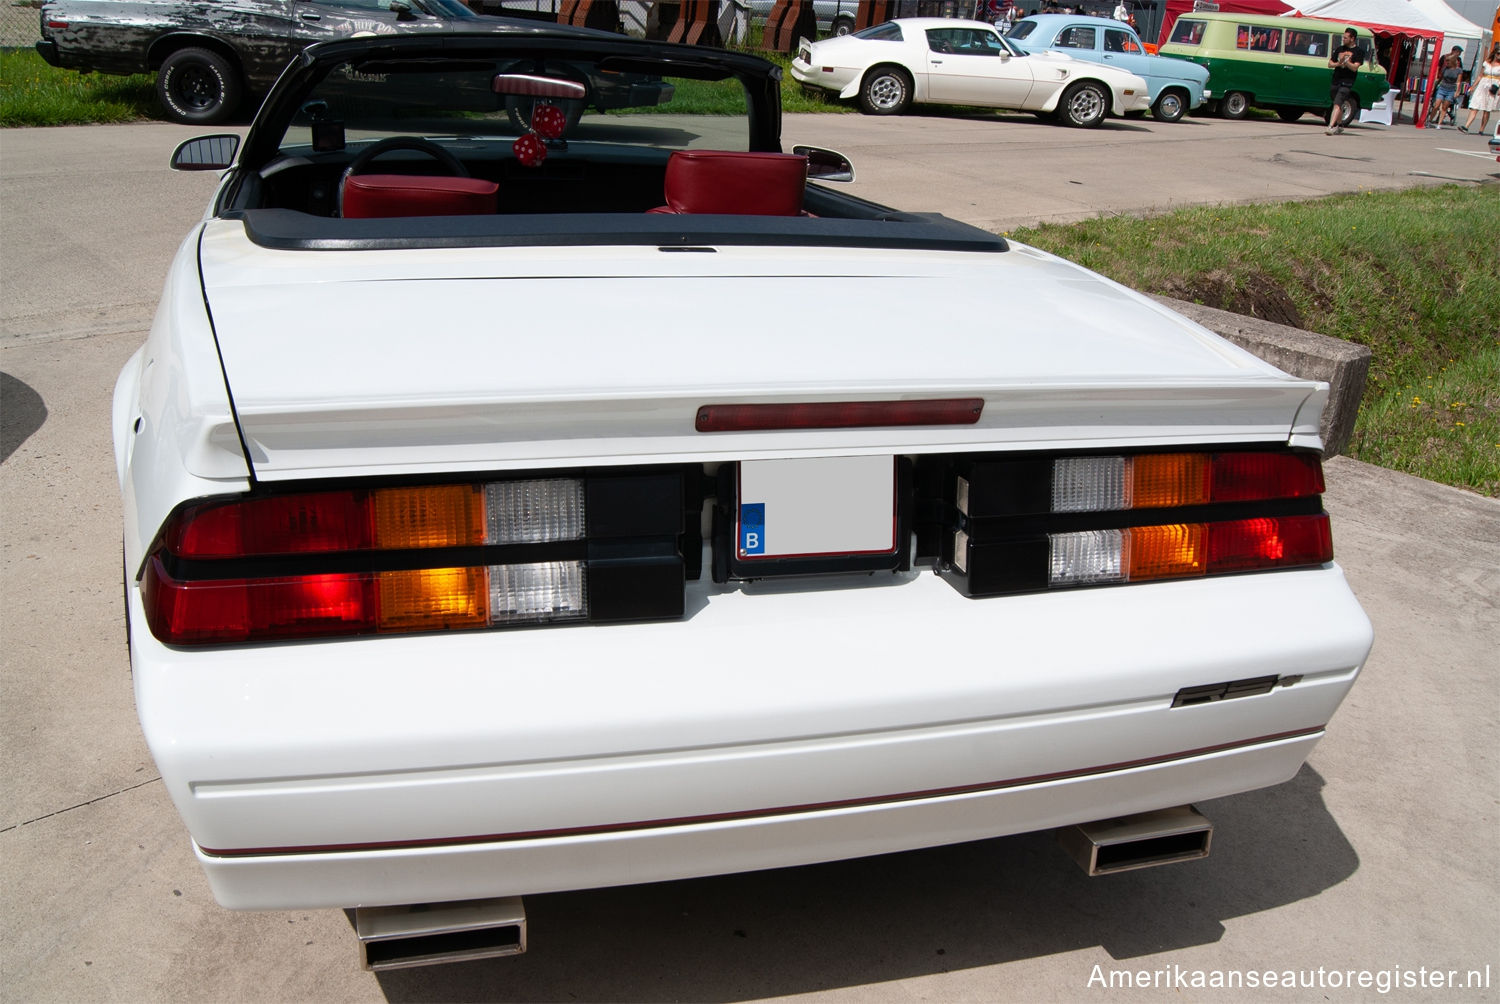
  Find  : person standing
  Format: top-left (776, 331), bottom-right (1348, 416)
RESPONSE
top-left (1460, 43), bottom-right (1500, 135)
top-left (1428, 49), bottom-right (1464, 128)
top-left (1326, 27), bottom-right (1363, 135)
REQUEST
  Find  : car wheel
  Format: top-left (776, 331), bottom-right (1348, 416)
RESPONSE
top-left (1338, 97), bottom-right (1358, 126)
top-left (157, 47), bottom-right (241, 125)
top-left (1276, 106), bottom-right (1305, 122)
top-left (1152, 89), bottom-right (1187, 123)
top-left (1219, 90), bottom-right (1250, 119)
top-left (859, 66), bottom-right (911, 115)
top-left (832, 14), bottom-right (855, 36)
top-left (1059, 81), bottom-right (1108, 128)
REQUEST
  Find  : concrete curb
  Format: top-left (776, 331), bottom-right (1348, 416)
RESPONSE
top-left (1151, 295), bottom-right (1371, 458)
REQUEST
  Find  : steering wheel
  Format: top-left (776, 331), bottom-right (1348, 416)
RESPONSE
top-left (338, 137), bottom-right (469, 217)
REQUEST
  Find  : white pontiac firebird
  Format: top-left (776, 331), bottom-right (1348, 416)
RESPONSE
top-left (115, 22), bottom-right (1372, 970)
top-left (791, 17), bottom-right (1152, 125)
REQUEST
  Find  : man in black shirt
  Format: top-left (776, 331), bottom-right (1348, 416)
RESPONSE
top-left (1326, 27), bottom-right (1363, 134)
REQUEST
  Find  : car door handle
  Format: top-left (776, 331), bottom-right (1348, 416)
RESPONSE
top-left (300, 12), bottom-right (321, 20)
top-left (931, 59), bottom-right (943, 64)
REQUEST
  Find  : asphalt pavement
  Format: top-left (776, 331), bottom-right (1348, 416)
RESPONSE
top-left (2, 112), bottom-right (1497, 1002)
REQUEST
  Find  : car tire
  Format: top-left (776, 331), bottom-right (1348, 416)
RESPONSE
top-left (1219, 90), bottom-right (1250, 119)
top-left (1276, 106), bottom-right (1306, 122)
top-left (832, 14), bottom-right (854, 36)
top-left (859, 66), bottom-right (911, 115)
top-left (1338, 97), bottom-right (1358, 126)
top-left (1059, 80), bottom-right (1108, 128)
top-left (157, 47), bottom-right (241, 125)
top-left (1152, 89), bottom-right (1187, 123)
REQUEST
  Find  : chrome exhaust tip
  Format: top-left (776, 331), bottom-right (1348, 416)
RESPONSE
top-left (1057, 805), bottom-right (1213, 876)
top-left (356, 897), bottom-right (527, 971)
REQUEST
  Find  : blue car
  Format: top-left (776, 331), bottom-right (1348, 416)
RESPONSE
top-left (1006, 14), bottom-right (1209, 122)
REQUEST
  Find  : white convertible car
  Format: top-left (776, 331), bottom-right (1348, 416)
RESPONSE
top-left (117, 22), bottom-right (1371, 971)
top-left (791, 17), bottom-right (1151, 125)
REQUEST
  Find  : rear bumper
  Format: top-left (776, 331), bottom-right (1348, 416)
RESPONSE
top-left (130, 562), bottom-right (1373, 910)
top-left (789, 58), bottom-right (857, 97)
top-left (35, 39), bottom-right (62, 67)
top-left (198, 729), bottom-right (1321, 910)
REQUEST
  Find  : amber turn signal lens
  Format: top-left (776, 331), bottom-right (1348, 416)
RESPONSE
top-left (377, 567), bottom-right (489, 632)
top-left (1132, 453), bottom-right (1210, 509)
top-left (372, 485), bottom-right (485, 550)
top-left (1127, 523), bottom-right (1206, 581)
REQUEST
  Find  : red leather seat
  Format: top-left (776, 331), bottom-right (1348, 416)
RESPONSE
top-left (342, 175), bottom-right (499, 219)
top-left (651, 150), bottom-right (808, 215)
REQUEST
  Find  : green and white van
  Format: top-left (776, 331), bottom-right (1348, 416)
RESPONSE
top-left (1158, 12), bottom-right (1387, 122)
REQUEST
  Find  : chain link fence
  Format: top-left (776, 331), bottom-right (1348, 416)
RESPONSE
top-left (3, 0), bottom-right (40, 48)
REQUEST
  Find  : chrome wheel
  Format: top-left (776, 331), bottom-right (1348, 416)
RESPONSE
top-left (859, 68), bottom-right (910, 115)
top-left (1153, 91), bottom-right (1186, 123)
top-left (1061, 82), bottom-right (1107, 127)
top-left (1221, 90), bottom-right (1250, 119)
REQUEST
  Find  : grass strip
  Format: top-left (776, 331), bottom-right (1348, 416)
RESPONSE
top-left (0, 48), bottom-right (157, 126)
top-left (1009, 185), bottom-right (1500, 495)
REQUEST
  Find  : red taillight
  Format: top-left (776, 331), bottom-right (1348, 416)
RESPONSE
top-left (1211, 452), bottom-right (1324, 502)
top-left (696, 399), bottom-right (983, 432)
top-left (949, 449), bottom-right (1335, 597)
top-left (170, 493), bottom-right (372, 557)
top-left (46, 19), bottom-right (68, 28)
top-left (138, 475), bottom-right (684, 645)
top-left (1208, 515), bottom-right (1332, 573)
top-left (141, 559), bottom-right (377, 644)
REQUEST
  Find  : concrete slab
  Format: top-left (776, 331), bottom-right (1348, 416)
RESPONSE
top-left (2, 112), bottom-right (1496, 1000)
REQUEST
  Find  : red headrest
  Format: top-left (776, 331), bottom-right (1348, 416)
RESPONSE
top-left (658, 150), bottom-right (808, 215)
top-left (342, 174), bottom-right (499, 219)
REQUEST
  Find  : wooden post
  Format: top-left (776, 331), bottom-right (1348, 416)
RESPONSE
top-left (667, 0), bottom-right (722, 45)
top-left (558, 0), bottom-right (620, 32)
top-left (763, 0), bottom-right (816, 53)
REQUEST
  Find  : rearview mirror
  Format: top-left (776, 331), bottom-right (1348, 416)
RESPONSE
top-left (171, 134), bottom-right (239, 171)
top-left (793, 145), bottom-right (855, 183)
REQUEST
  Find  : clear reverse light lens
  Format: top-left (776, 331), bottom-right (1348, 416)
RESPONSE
top-left (485, 479), bottom-right (585, 544)
top-left (1052, 457), bottom-right (1129, 512)
top-left (489, 560), bottom-right (586, 623)
top-left (1050, 529), bottom-right (1126, 586)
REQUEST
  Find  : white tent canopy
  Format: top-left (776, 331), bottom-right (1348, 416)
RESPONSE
top-left (1287, 0), bottom-right (1443, 32)
top-left (1286, 0), bottom-right (1485, 41)
top-left (1405, 0), bottom-right (1486, 41)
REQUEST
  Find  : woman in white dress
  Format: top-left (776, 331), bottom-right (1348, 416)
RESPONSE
top-left (1460, 43), bottom-right (1500, 135)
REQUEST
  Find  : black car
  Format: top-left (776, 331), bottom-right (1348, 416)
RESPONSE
top-left (37, 0), bottom-right (483, 123)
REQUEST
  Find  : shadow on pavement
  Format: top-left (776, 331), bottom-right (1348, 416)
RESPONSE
top-left (374, 764), bottom-right (1356, 1002)
top-left (0, 372), bottom-right (48, 463)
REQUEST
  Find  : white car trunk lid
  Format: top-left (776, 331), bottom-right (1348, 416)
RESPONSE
top-left (198, 219), bottom-right (1321, 480)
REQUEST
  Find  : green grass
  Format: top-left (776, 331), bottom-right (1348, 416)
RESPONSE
top-left (1009, 185), bottom-right (1500, 495)
top-left (0, 47), bottom-right (158, 126)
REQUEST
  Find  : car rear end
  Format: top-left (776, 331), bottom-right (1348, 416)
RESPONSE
top-left (116, 230), bottom-right (1374, 913)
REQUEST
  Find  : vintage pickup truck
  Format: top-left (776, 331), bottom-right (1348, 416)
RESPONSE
top-left (34, 0), bottom-right (483, 123)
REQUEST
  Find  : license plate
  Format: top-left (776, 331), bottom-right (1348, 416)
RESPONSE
top-left (737, 456), bottom-right (896, 560)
